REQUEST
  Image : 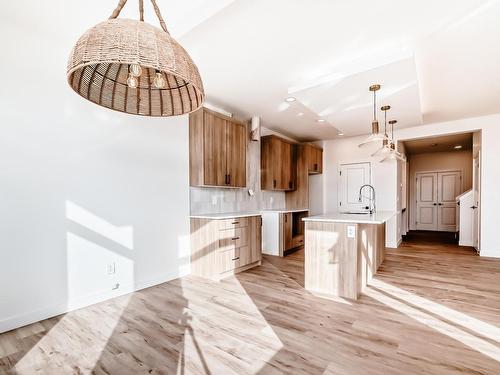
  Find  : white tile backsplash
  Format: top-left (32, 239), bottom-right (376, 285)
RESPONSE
top-left (190, 127), bottom-right (286, 215)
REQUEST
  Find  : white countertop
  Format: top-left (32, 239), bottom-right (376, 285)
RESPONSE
top-left (303, 211), bottom-right (395, 224)
top-left (190, 211), bottom-right (261, 220)
top-left (190, 208), bottom-right (309, 220)
top-left (260, 208), bottom-right (309, 213)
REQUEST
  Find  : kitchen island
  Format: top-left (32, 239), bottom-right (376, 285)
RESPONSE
top-left (303, 211), bottom-right (394, 300)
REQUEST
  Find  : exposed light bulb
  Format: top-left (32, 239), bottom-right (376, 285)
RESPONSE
top-left (129, 64), bottom-right (142, 77)
top-left (153, 72), bottom-right (166, 89)
top-left (127, 74), bottom-right (138, 88)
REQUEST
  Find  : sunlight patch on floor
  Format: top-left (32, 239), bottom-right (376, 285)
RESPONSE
top-left (178, 277), bottom-right (283, 374)
top-left (371, 279), bottom-right (500, 344)
top-left (13, 294), bottom-right (132, 374)
top-left (365, 286), bottom-right (500, 361)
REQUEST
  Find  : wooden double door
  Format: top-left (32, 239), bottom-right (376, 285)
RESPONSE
top-left (416, 171), bottom-right (462, 232)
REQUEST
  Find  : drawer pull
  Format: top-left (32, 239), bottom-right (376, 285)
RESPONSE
top-left (231, 221), bottom-right (239, 225)
top-left (232, 257), bottom-right (240, 261)
top-left (231, 237), bottom-right (240, 241)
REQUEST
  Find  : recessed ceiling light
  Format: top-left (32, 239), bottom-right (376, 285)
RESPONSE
top-left (285, 97), bottom-right (296, 103)
top-left (297, 112), bottom-right (304, 116)
top-left (338, 133), bottom-right (344, 136)
top-left (317, 119), bottom-right (326, 123)
top-left (454, 145), bottom-right (463, 149)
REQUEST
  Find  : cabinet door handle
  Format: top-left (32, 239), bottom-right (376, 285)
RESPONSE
top-left (289, 181), bottom-right (292, 189)
top-left (438, 203), bottom-right (443, 206)
top-left (224, 174), bottom-right (228, 185)
top-left (231, 237), bottom-right (240, 241)
top-left (228, 174), bottom-right (231, 185)
top-left (471, 206), bottom-right (478, 209)
top-left (232, 257), bottom-right (240, 261)
top-left (231, 221), bottom-right (239, 225)
top-left (433, 203), bottom-right (437, 206)
top-left (273, 179), bottom-right (276, 188)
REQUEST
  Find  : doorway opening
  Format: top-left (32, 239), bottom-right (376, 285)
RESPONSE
top-left (399, 131), bottom-right (481, 251)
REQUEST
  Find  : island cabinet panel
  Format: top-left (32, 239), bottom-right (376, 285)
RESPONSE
top-left (304, 220), bottom-right (385, 300)
top-left (190, 108), bottom-right (247, 188)
top-left (190, 215), bottom-right (262, 280)
top-left (304, 221), bottom-right (359, 299)
top-left (261, 135), bottom-right (296, 191)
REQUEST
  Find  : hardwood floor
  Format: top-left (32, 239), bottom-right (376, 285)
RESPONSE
top-left (1, 237), bottom-right (500, 374)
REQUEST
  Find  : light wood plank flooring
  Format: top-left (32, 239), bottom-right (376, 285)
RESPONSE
top-left (1, 237), bottom-right (500, 374)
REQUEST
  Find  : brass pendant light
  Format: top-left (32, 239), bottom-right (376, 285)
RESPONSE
top-left (67, 0), bottom-right (205, 117)
top-left (358, 84), bottom-right (389, 147)
top-left (380, 119), bottom-right (406, 162)
top-left (371, 105), bottom-right (392, 157)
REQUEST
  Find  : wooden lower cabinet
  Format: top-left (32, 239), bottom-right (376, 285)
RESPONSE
top-left (281, 211), bottom-right (307, 255)
top-left (191, 215), bottom-right (262, 280)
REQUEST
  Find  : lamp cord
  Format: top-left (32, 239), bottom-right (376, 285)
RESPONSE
top-left (109, 0), bottom-right (169, 34)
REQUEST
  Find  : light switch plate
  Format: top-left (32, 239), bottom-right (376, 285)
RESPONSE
top-left (347, 225), bottom-right (356, 238)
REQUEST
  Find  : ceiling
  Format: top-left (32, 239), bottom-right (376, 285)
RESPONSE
top-left (179, 0), bottom-right (500, 141)
top-left (5, 0), bottom-right (500, 141)
top-left (403, 133), bottom-right (473, 154)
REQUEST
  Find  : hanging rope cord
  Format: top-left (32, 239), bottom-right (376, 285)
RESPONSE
top-left (109, 0), bottom-right (169, 34)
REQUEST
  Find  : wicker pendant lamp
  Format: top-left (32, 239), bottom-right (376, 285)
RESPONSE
top-left (67, 0), bottom-right (204, 117)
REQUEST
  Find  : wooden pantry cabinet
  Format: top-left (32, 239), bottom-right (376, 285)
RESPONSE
top-left (190, 215), bottom-right (262, 280)
top-left (306, 144), bottom-right (323, 174)
top-left (261, 135), bottom-right (296, 191)
top-left (190, 108), bottom-right (247, 188)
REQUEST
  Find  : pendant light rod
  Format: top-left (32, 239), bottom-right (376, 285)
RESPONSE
top-left (369, 84), bottom-right (381, 133)
top-left (389, 119), bottom-right (397, 142)
top-left (381, 105), bottom-right (390, 137)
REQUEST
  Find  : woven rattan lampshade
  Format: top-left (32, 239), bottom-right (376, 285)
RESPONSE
top-left (67, 0), bottom-right (204, 117)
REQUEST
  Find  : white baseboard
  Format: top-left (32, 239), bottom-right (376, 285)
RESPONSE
top-left (459, 240), bottom-right (473, 247)
top-left (0, 269), bottom-right (188, 334)
top-left (479, 249), bottom-right (500, 258)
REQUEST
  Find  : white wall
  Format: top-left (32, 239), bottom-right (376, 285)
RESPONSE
top-left (320, 137), bottom-right (400, 248)
top-left (0, 8), bottom-right (191, 333)
top-left (312, 114), bottom-right (500, 257)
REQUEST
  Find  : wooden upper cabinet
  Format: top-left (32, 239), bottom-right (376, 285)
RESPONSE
top-left (306, 144), bottom-right (323, 174)
top-left (261, 135), bottom-right (296, 191)
top-left (226, 120), bottom-right (247, 187)
top-left (203, 111), bottom-right (227, 186)
top-left (190, 108), bottom-right (247, 188)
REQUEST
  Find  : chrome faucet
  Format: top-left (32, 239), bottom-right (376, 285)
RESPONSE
top-left (358, 184), bottom-right (376, 214)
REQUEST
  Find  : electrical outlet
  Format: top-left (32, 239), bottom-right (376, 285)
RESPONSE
top-left (107, 262), bottom-right (116, 275)
top-left (347, 225), bottom-right (356, 238)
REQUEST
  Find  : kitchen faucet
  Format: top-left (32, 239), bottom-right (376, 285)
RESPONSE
top-left (358, 184), bottom-right (376, 214)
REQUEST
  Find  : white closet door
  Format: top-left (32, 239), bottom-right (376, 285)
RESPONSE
top-left (339, 162), bottom-right (371, 212)
top-left (437, 171), bottom-right (462, 232)
top-left (416, 172), bottom-right (438, 230)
